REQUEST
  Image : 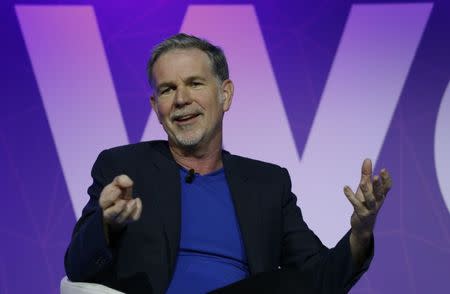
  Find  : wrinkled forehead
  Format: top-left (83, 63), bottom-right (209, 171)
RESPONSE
top-left (152, 48), bottom-right (215, 85)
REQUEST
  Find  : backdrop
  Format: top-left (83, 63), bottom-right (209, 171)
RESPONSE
top-left (1, 0), bottom-right (449, 293)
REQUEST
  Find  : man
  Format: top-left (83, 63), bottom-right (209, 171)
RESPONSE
top-left (64, 33), bottom-right (392, 294)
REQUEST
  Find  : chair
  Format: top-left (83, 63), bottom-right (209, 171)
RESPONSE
top-left (60, 276), bottom-right (125, 294)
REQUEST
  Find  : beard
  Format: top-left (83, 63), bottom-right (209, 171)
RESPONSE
top-left (171, 124), bottom-right (204, 147)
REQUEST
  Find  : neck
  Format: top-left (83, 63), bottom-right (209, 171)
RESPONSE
top-left (168, 135), bottom-right (223, 175)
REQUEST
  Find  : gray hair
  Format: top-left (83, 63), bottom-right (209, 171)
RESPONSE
top-left (147, 33), bottom-right (229, 88)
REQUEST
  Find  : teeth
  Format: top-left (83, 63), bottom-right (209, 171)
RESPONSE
top-left (176, 114), bottom-right (196, 121)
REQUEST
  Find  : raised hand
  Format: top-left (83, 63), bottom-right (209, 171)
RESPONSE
top-left (99, 175), bottom-right (143, 236)
top-left (344, 159), bottom-right (392, 240)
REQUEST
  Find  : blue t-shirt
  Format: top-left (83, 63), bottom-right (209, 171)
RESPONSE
top-left (166, 167), bottom-right (249, 293)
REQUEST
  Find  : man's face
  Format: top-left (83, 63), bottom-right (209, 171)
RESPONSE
top-left (150, 48), bottom-right (233, 148)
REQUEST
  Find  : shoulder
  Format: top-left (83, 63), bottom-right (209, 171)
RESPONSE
top-left (224, 152), bottom-right (289, 181)
top-left (97, 140), bottom-right (168, 164)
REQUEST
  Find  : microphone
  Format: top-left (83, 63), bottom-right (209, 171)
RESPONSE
top-left (185, 169), bottom-right (196, 183)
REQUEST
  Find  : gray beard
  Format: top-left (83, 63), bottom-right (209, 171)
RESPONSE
top-left (171, 127), bottom-right (204, 147)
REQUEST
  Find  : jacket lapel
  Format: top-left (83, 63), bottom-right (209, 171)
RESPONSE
top-left (143, 142), bottom-right (264, 276)
top-left (147, 142), bottom-right (181, 275)
top-left (223, 153), bottom-right (263, 274)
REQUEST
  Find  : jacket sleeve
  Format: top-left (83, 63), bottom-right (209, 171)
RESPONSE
top-left (64, 149), bottom-right (123, 285)
top-left (279, 167), bottom-right (373, 293)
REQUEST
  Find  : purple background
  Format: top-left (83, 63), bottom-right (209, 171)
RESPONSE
top-left (2, 0), bottom-right (450, 293)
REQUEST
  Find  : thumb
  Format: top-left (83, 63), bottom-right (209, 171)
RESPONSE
top-left (113, 174), bottom-right (133, 200)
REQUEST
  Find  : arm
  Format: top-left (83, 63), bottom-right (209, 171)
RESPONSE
top-left (64, 150), bottom-right (142, 284)
top-left (64, 150), bottom-right (116, 282)
top-left (345, 159), bottom-right (392, 270)
top-left (279, 168), bottom-right (373, 293)
top-left (280, 159), bottom-right (392, 293)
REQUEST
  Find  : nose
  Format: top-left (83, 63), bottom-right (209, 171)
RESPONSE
top-left (174, 86), bottom-right (192, 107)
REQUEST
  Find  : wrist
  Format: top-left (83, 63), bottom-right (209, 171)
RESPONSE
top-left (351, 229), bottom-right (372, 246)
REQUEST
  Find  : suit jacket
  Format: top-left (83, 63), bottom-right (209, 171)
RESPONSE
top-left (64, 140), bottom-right (372, 294)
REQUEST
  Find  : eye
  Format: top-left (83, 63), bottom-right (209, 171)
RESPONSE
top-left (160, 88), bottom-right (172, 95)
top-left (191, 81), bottom-right (203, 88)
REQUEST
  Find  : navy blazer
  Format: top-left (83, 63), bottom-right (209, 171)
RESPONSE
top-left (64, 140), bottom-right (372, 293)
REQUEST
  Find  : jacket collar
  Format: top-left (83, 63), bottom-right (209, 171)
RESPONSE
top-left (147, 140), bottom-right (263, 274)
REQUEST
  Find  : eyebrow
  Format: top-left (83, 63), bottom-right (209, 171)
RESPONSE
top-left (185, 76), bottom-right (207, 83)
top-left (156, 82), bottom-right (175, 91)
top-left (156, 76), bottom-right (208, 91)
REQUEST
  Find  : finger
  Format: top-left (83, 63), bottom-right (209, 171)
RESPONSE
top-left (113, 175), bottom-right (134, 200)
top-left (115, 199), bottom-right (137, 224)
top-left (354, 185), bottom-right (365, 202)
top-left (380, 169), bottom-right (393, 194)
top-left (343, 186), bottom-right (366, 215)
top-left (99, 184), bottom-right (122, 209)
top-left (360, 158), bottom-right (373, 183)
top-left (373, 175), bottom-right (383, 201)
top-left (360, 181), bottom-right (376, 210)
top-left (99, 175), bottom-right (134, 208)
top-left (356, 159), bottom-right (373, 202)
top-left (131, 198), bottom-right (143, 221)
top-left (103, 199), bottom-right (127, 224)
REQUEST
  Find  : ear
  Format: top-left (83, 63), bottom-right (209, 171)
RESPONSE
top-left (150, 94), bottom-right (162, 124)
top-left (221, 79), bottom-right (234, 112)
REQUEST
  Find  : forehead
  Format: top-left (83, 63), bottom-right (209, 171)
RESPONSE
top-left (152, 48), bottom-right (214, 84)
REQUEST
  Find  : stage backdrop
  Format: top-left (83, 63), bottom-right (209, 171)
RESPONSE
top-left (1, 0), bottom-right (449, 293)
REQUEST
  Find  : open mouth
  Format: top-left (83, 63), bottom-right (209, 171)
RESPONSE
top-left (173, 113), bottom-right (201, 124)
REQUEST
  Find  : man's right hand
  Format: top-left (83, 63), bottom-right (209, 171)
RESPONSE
top-left (99, 175), bottom-right (142, 240)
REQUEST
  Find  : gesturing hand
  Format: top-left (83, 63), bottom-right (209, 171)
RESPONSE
top-left (99, 175), bottom-right (142, 232)
top-left (344, 159), bottom-right (392, 240)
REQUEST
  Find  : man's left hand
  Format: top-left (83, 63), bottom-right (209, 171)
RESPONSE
top-left (344, 159), bottom-right (392, 243)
